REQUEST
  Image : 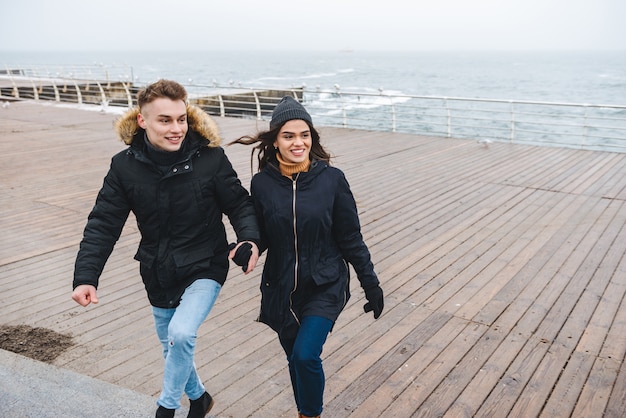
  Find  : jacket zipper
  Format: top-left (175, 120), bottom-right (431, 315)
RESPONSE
top-left (289, 173), bottom-right (301, 327)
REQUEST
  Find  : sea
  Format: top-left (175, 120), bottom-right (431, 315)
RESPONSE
top-left (3, 50), bottom-right (626, 151)
top-left (2, 49), bottom-right (626, 105)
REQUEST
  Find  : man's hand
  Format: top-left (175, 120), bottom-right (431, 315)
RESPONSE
top-left (228, 241), bottom-right (260, 274)
top-left (72, 284), bottom-right (99, 306)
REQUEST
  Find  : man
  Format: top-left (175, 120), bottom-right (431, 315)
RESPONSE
top-left (72, 79), bottom-right (259, 418)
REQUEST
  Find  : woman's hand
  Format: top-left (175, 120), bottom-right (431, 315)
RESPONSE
top-left (229, 241), bottom-right (260, 274)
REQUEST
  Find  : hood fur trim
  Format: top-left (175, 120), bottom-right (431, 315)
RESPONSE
top-left (114, 104), bottom-right (221, 147)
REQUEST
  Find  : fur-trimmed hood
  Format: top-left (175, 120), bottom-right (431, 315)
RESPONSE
top-left (114, 104), bottom-right (221, 147)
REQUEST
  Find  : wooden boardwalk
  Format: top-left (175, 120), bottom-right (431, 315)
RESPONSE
top-left (1, 101), bottom-right (625, 417)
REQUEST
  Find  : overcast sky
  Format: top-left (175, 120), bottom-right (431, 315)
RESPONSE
top-left (1, 0), bottom-right (625, 52)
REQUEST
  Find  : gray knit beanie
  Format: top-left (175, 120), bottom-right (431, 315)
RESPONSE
top-left (270, 96), bottom-right (313, 129)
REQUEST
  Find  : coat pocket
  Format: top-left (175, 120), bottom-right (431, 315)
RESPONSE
top-left (171, 247), bottom-right (215, 283)
top-left (258, 278), bottom-right (285, 333)
top-left (134, 247), bottom-right (156, 266)
top-left (311, 258), bottom-right (346, 286)
top-left (173, 247), bottom-right (214, 268)
top-left (148, 247), bottom-right (216, 290)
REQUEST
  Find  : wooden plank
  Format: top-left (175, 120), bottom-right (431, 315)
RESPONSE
top-left (605, 354), bottom-right (626, 418)
top-left (356, 318), bottom-right (488, 417)
top-left (429, 195), bottom-right (606, 416)
top-left (573, 357), bottom-right (623, 417)
top-left (472, 197), bottom-right (614, 416)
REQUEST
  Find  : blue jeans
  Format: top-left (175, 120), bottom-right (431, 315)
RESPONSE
top-left (152, 279), bottom-right (221, 410)
top-left (279, 316), bottom-right (333, 417)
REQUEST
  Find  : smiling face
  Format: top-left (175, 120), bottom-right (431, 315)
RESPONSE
top-left (274, 119), bottom-right (312, 164)
top-left (137, 97), bottom-right (188, 152)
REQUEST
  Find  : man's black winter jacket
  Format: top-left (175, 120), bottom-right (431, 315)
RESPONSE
top-left (73, 106), bottom-right (259, 308)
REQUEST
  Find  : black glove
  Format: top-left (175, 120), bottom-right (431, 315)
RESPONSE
top-left (363, 284), bottom-right (384, 319)
top-left (228, 242), bottom-right (252, 272)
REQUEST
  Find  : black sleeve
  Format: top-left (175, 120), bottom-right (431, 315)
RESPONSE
top-left (73, 163), bottom-right (130, 289)
top-left (250, 175), bottom-right (269, 254)
top-left (332, 170), bottom-right (379, 289)
top-left (214, 149), bottom-right (261, 246)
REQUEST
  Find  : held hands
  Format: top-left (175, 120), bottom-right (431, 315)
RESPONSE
top-left (72, 284), bottom-right (99, 307)
top-left (228, 241), bottom-right (259, 274)
top-left (363, 284), bottom-right (384, 319)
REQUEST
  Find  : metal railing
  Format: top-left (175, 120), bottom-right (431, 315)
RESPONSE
top-left (2, 64), bottom-right (626, 153)
top-left (298, 89), bottom-right (626, 153)
top-left (1, 64), bottom-right (136, 107)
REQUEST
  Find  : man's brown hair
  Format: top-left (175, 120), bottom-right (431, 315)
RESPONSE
top-left (137, 79), bottom-right (187, 109)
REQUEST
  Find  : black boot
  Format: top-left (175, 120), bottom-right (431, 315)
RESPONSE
top-left (155, 405), bottom-right (175, 418)
top-left (187, 391), bottom-right (214, 418)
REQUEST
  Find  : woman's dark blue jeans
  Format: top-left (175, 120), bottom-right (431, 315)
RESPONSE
top-left (279, 315), bottom-right (333, 417)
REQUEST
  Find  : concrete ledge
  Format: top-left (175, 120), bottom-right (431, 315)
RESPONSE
top-left (0, 349), bottom-right (173, 418)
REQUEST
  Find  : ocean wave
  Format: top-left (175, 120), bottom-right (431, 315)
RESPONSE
top-left (304, 91), bottom-right (411, 114)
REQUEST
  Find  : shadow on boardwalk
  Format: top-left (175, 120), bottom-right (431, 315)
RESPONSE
top-left (1, 101), bottom-right (626, 417)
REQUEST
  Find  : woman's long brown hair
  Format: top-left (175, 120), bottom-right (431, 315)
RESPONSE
top-left (229, 121), bottom-right (331, 174)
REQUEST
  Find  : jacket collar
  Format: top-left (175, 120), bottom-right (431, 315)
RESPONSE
top-left (265, 159), bottom-right (327, 182)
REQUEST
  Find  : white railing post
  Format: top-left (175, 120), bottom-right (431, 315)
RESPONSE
top-left (218, 95), bottom-right (225, 117)
top-left (30, 79), bottom-right (39, 100)
top-left (335, 84), bottom-right (347, 128)
top-left (96, 81), bottom-right (105, 102)
top-left (52, 80), bottom-right (60, 102)
top-left (122, 82), bottom-right (133, 108)
top-left (381, 88), bottom-right (396, 133)
top-left (8, 67), bottom-right (19, 98)
top-left (96, 81), bottom-right (108, 110)
top-left (445, 98), bottom-right (451, 138)
top-left (581, 105), bottom-right (589, 149)
top-left (252, 90), bottom-right (261, 120)
top-left (73, 79), bottom-right (83, 104)
top-left (510, 101), bottom-right (515, 143)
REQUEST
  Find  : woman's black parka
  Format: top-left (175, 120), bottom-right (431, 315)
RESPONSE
top-left (251, 159), bottom-right (379, 339)
top-left (73, 105), bottom-right (259, 308)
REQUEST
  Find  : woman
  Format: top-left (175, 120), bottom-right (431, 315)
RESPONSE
top-left (231, 96), bottom-right (384, 418)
